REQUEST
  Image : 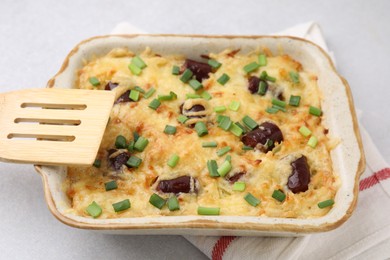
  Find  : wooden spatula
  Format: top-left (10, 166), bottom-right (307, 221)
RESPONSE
top-left (0, 88), bottom-right (115, 166)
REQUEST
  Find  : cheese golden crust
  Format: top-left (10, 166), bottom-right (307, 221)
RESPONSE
top-left (64, 47), bottom-right (339, 219)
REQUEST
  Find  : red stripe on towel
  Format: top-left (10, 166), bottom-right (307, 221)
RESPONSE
top-left (359, 168), bottom-right (390, 191)
top-left (210, 168), bottom-right (390, 260)
top-left (212, 236), bottom-right (236, 260)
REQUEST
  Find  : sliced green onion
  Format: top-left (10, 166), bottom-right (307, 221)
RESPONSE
top-left (158, 92), bottom-right (177, 101)
top-left (218, 116), bottom-right (232, 131)
top-left (127, 140), bottom-right (135, 152)
top-left (217, 160), bottom-right (232, 177)
top-left (299, 126), bottom-right (312, 137)
top-left (266, 107), bottom-right (279, 114)
top-left (129, 89), bottom-right (140, 101)
top-left (244, 193), bottom-right (261, 206)
top-left (148, 99), bottom-right (161, 110)
top-left (266, 74), bottom-right (276, 82)
top-left (170, 91), bottom-right (178, 99)
top-left (272, 190), bottom-right (286, 202)
top-left (216, 115), bottom-right (228, 123)
top-left (172, 65), bottom-right (180, 75)
top-left (167, 154), bottom-right (179, 168)
top-left (217, 146), bottom-right (231, 157)
top-left (258, 54), bottom-right (267, 66)
top-left (242, 115), bottom-right (258, 130)
top-left (258, 81), bottom-right (267, 95)
top-left (149, 193), bottom-right (166, 209)
top-left (307, 136), bottom-right (318, 148)
top-left (201, 91), bottom-right (212, 100)
top-left (208, 59), bottom-right (222, 69)
top-left (88, 77), bottom-right (100, 87)
top-left (242, 146), bottom-right (254, 151)
top-left (180, 69), bottom-right (193, 83)
top-left (167, 195), bottom-right (180, 211)
top-left (229, 101), bottom-right (240, 111)
top-left (128, 63), bottom-right (142, 75)
top-left (169, 91), bottom-right (177, 99)
top-left (105, 180), bottom-right (118, 191)
top-left (235, 122), bottom-right (248, 134)
top-left (318, 199), bottom-right (335, 209)
top-left (112, 199), bottom-right (131, 212)
top-left (243, 62), bottom-right (260, 73)
top-left (272, 98), bottom-right (286, 108)
top-left (93, 159), bottom-right (101, 168)
top-left (233, 182), bottom-right (246, 191)
top-left (132, 56), bottom-right (147, 69)
top-left (197, 206), bottom-right (220, 215)
top-left (264, 139), bottom-right (274, 149)
top-left (115, 135), bottom-right (127, 149)
top-left (272, 144), bottom-right (282, 154)
top-left (164, 125), bottom-right (177, 135)
top-left (289, 95), bottom-right (301, 107)
top-left (126, 155), bottom-right (142, 168)
top-left (309, 106), bottom-right (322, 116)
top-left (133, 133), bottom-right (140, 143)
top-left (217, 73), bottom-right (230, 85)
top-left (177, 115), bottom-right (189, 124)
top-left (289, 71), bottom-right (300, 84)
top-left (144, 88), bottom-right (156, 99)
top-left (229, 123), bottom-right (243, 137)
top-left (260, 70), bottom-right (268, 80)
top-left (186, 93), bottom-right (202, 99)
top-left (134, 86), bottom-right (145, 94)
top-left (272, 105), bottom-right (286, 112)
top-left (133, 132), bottom-right (140, 142)
top-left (202, 141), bottom-right (217, 148)
top-left (260, 71), bottom-right (276, 82)
top-left (225, 154), bottom-right (231, 162)
top-left (189, 79), bottom-right (203, 91)
top-left (207, 160), bottom-right (219, 177)
top-left (86, 201), bottom-right (102, 218)
top-left (195, 121), bottom-right (208, 137)
top-left (134, 136), bottom-right (149, 152)
top-left (214, 105), bottom-right (226, 113)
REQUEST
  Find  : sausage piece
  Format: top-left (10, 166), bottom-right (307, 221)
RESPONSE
top-left (105, 81), bottom-right (119, 91)
top-left (248, 76), bottom-right (260, 94)
top-left (157, 176), bottom-right (198, 194)
top-left (179, 103), bottom-right (207, 120)
top-left (241, 122), bottom-right (283, 152)
top-left (248, 76), bottom-right (268, 94)
top-left (180, 103), bottom-right (206, 118)
top-left (288, 156), bottom-right (310, 193)
top-left (108, 149), bottom-right (130, 171)
top-left (182, 59), bottom-right (212, 82)
top-left (227, 171), bottom-right (246, 183)
top-left (115, 90), bottom-right (132, 104)
top-left (185, 104), bottom-right (205, 113)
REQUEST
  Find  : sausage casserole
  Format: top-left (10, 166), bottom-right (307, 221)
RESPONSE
top-left (64, 47), bottom-right (339, 219)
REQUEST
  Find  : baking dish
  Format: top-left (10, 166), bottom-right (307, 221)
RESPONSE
top-left (35, 35), bottom-right (365, 236)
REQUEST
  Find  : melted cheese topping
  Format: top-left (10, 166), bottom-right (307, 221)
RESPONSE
top-left (64, 47), bottom-right (339, 219)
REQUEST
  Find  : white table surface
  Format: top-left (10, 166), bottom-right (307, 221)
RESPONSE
top-left (1, 0), bottom-right (389, 259)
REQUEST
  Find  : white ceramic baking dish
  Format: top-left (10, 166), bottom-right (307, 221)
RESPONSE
top-left (36, 35), bottom-right (365, 236)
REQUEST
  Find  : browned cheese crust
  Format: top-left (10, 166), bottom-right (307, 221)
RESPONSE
top-left (64, 47), bottom-right (339, 219)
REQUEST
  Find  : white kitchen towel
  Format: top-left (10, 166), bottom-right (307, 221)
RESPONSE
top-left (111, 22), bottom-right (390, 259)
top-left (187, 127), bottom-right (390, 260)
